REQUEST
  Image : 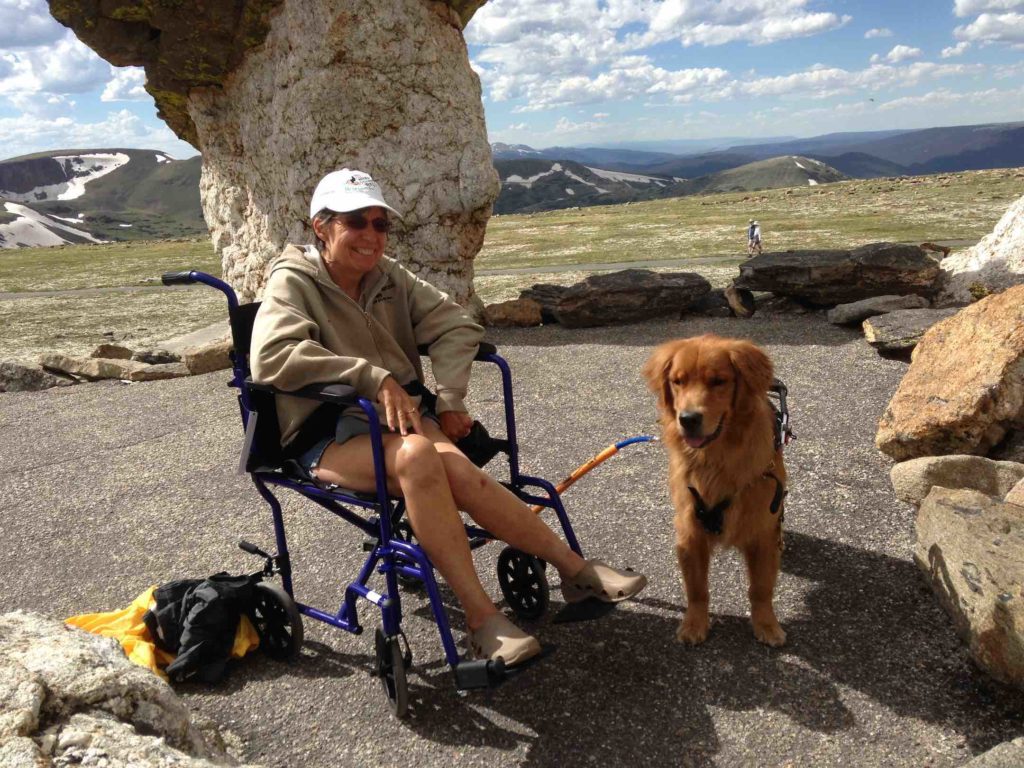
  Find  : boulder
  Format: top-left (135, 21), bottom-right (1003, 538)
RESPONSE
top-left (890, 455), bottom-right (1024, 506)
top-left (937, 192), bottom-right (1024, 306)
top-left (687, 290), bottom-right (733, 318)
top-left (876, 286), bottom-right (1024, 460)
top-left (131, 348), bottom-right (181, 365)
top-left (734, 243), bottom-right (942, 305)
top-left (826, 294), bottom-right (929, 325)
top-left (1008, 478), bottom-right (1024, 507)
top-left (723, 285), bottom-right (755, 318)
top-left (553, 270), bottom-right (711, 328)
top-left (0, 611), bottom-right (248, 765)
top-left (518, 284), bottom-right (569, 324)
top-left (0, 361), bottom-right (76, 392)
top-left (914, 488), bottom-right (1024, 689)
top-left (483, 298), bottom-right (543, 328)
top-left (51, 0), bottom-right (498, 305)
top-left (90, 343), bottom-right (133, 360)
top-left (862, 307), bottom-right (959, 354)
top-left (962, 738), bottom-right (1024, 768)
top-left (40, 355), bottom-right (192, 383)
top-left (182, 339), bottom-right (234, 375)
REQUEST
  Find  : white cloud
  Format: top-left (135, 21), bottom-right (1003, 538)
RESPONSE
top-left (0, 0), bottom-right (66, 49)
top-left (0, 32), bottom-right (109, 100)
top-left (469, 0), bottom-right (853, 108)
top-left (882, 45), bottom-right (924, 63)
top-left (553, 116), bottom-right (604, 134)
top-left (955, 12), bottom-right (1024, 45)
top-left (865, 28), bottom-right (893, 38)
top-left (942, 41), bottom-right (972, 56)
top-left (101, 67), bottom-right (148, 101)
top-left (954, 0), bottom-right (1024, 17)
top-left (0, 109), bottom-right (196, 160)
top-left (593, 112), bottom-right (609, 118)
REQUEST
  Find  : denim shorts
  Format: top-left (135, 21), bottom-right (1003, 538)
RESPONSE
top-left (295, 409), bottom-right (440, 477)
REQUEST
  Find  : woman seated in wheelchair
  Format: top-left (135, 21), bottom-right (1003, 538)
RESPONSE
top-left (250, 169), bottom-right (647, 668)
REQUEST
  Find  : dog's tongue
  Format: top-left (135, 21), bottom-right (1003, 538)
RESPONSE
top-left (684, 435), bottom-right (707, 449)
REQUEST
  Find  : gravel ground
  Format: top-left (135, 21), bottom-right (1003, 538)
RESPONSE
top-left (2, 313), bottom-right (1022, 768)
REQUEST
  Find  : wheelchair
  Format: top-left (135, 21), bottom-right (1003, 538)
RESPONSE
top-left (163, 270), bottom-right (586, 717)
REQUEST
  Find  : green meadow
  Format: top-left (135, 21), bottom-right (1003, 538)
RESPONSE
top-left (1, 167), bottom-right (1021, 364)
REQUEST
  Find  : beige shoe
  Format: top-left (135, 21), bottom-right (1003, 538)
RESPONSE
top-left (561, 559), bottom-right (648, 604)
top-left (466, 613), bottom-right (541, 667)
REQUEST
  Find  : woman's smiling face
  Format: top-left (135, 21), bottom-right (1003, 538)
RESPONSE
top-left (315, 206), bottom-right (390, 279)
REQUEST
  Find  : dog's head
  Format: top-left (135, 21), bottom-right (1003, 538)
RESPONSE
top-left (642, 334), bottom-right (773, 449)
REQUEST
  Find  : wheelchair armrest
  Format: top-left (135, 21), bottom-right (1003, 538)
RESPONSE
top-left (416, 342), bottom-right (498, 361)
top-left (246, 378), bottom-right (360, 406)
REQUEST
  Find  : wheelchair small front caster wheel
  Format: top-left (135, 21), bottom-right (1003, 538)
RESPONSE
top-left (497, 546), bottom-right (549, 620)
top-left (251, 582), bottom-right (304, 661)
top-left (374, 628), bottom-right (409, 718)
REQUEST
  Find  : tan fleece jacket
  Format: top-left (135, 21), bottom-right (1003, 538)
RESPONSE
top-left (250, 244), bottom-right (484, 447)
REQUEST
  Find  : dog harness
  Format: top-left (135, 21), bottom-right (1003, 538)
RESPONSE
top-left (688, 380), bottom-right (794, 536)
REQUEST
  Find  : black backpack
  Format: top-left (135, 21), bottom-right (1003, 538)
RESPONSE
top-left (144, 572), bottom-right (264, 683)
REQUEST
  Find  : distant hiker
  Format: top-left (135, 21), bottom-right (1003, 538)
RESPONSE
top-left (747, 220), bottom-right (762, 256)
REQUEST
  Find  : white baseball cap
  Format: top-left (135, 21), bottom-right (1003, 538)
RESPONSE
top-left (309, 169), bottom-right (401, 219)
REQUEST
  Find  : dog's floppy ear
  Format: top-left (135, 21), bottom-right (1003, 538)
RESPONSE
top-left (642, 341), bottom-right (680, 410)
top-left (728, 340), bottom-right (773, 401)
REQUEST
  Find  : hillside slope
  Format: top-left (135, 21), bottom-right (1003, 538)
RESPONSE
top-left (0, 149), bottom-right (204, 248)
top-left (683, 155), bottom-right (848, 194)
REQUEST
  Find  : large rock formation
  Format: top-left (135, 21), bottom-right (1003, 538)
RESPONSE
top-left (733, 243), bottom-right (943, 306)
top-left (521, 270), bottom-right (712, 329)
top-left (914, 488), bottom-right (1024, 690)
top-left (0, 611), bottom-right (251, 766)
top-left (876, 285), bottom-right (1024, 461)
top-left (937, 192), bottom-right (1024, 306)
top-left (49, 0), bottom-right (498, 306)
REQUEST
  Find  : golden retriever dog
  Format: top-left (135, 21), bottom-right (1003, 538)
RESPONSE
top-left (643, 334), bottom-right (787, 647)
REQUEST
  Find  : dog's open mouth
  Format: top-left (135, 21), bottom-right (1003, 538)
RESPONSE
top-left (681, 415), bottom-right (725, 449)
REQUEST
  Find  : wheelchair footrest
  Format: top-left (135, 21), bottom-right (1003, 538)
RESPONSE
top-left (453, 657), bottom-right (506, 690)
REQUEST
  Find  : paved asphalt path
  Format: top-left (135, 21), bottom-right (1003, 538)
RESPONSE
top-left (2, 313), bottom-right (1022, 767)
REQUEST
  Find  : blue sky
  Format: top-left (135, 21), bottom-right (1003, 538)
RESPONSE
top-left (1, 0), bottom-right (1022, 159)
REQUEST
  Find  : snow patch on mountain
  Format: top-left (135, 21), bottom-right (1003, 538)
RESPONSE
top-left (0, 152), bottom-right (130, 203)
top-left (0, 202), bottom-right (106, 249)
top-left (586, 167), bottom-right (666, 186)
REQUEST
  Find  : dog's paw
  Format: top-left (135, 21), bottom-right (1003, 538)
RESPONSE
top-left (753, 621), bottom-right (787, 647)
top-left (676, 616), bottom-right (709, 645)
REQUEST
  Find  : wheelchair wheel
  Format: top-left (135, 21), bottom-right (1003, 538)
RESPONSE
top-left (497, 547), bottom-right (549, 620)
top-left (374, 628), bottom-right (409, 718)
top-left (252, 582), bottom-right (304, 661)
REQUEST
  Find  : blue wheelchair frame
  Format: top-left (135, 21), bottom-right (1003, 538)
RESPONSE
top-left (165, 270), bottom-right (583, 704)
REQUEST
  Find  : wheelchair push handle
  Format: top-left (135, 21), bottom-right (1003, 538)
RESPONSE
top-left (161, 270), bottom-right (198, 285)
top-left (160, 270), bottom-right (239, 311)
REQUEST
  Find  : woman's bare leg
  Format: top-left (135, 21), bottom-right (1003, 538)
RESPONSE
top-left (314, 433), bottom-right (499, 630)
top-left (418, 421), bottom-right (587, 579)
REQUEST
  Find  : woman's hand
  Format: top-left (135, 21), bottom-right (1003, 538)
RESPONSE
top-left (439, 411), bottom-right (473, 442)
top-left (376, 376), bottom-right (422, 436)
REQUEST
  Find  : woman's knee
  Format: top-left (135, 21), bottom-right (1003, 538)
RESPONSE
top-left (393, 434), bottom-right (445, 485)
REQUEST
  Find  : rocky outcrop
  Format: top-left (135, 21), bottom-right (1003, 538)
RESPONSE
top-left (40, 354), bottom-right (191, 382)
top-left (914, 488), bottom-right (1024, 689)
top-left (0, 611), bottom-right (250, 766)
top-left (891, 455), bottom-right (1024, 506)
top-left (518, 284), bottom-right (569, 324)
top-left (51, 0), bottom-right (499, 306)
top-left (826, 294), bottom-right (929, 325)
top-left (734, 243), bottom-right (943, 306)
top-left (937, 192), bottom-right (1024, 306)
top-left (962, 738), bottom-right (1024, 768)
top-left (0, 362), bottom-right (75, 392)
top-left (862, 307), bottom-right (959, 355)
top-left (483, 298), bottom-right (542, 328)
top-left (551, 270), bottom-right (711, 328)
top-left (876, 286), bottom-right (1024, 461)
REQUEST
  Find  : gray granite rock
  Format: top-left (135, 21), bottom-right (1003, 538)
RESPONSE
top-left (862, 307), bottom-right (960, 354)
top-left (826, 294), bottom-right (929, 325)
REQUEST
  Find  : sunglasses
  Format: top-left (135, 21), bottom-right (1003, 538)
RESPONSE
top-left (339, 211), bottom-right (392, 234)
